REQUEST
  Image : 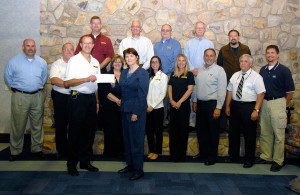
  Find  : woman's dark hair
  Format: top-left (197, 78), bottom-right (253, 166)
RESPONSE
top-left (123, 48), bottom-right (140, 65)
top-left (149, 56), bottom-right (162, 77)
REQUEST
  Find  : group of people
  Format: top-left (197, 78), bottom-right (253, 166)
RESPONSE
top-left (4, 16), bottom-right (295, 181)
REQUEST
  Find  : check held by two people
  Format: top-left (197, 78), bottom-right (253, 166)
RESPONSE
top-left (96, 74), bottom-right (115, 83)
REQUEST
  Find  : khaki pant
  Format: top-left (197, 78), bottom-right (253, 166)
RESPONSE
top-left (10, 91), bottom-right (45, 155)
top-left (259, 98), bottom-right (286, 165)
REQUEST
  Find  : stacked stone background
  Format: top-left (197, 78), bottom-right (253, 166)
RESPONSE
top-left (40, 0), bottom-right (300, 155)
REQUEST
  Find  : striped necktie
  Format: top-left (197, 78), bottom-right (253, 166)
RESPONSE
top-left (236, 73), bottom-right (246, 99)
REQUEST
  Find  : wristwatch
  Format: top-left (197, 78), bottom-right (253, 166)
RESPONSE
top-left (253, 108), bottom-right (259, 113)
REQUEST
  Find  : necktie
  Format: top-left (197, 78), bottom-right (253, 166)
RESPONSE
top-left (236, 73), bottom-right (246, 99)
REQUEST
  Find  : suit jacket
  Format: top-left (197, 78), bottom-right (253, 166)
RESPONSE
top-left (114, 67), bottom-right (149, 116)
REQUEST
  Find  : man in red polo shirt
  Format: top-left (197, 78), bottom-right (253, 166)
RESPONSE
top-left (75, 16), bottom-right (114, 73)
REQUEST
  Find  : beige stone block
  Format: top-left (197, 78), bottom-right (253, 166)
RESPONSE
top-left (271, 0), bottom-right (285, 14)
top-left (142, 17), bottom-right (156, 33)
top-left (41, 12), bottom-right (56, 25)
top-left (290, 48), bottom-right (298, 61)
top-left (176, 15), bottom-right (193, 35)
top-left (281, 24), bottom-right (291, 33)
top-left (54, 2), bottom-right (64, 19)
top-left (246, 7), bottom-right (261, 17)
top-left (268, 15), bottom-right (283, 27)
top-left (207, 0), bottom-right (232, 11)
top-left (230, 7), bottom-right (243, 18)
top-left (155, 9), bottom-right (169, 26)
top-left (208, 22), bottom-right (224, 34)
top-left (50, 45), bottom-right (62, 56)
top-left (41, 0), bottom-right (47, 12)
top-left (67, 25), bottom-right (85, 37)
top-left (135, 8), bottom-right (154, 22)
top-left (253, 18), bottom-right (267, 29)
top-left (278, 32), bottom-right (297, 50)
top-left (259, 29), bottom-right (272, 42)
top-left (64, 2), bottom-right (79, 17)
top-left (74, 13), bottom-right (87, 26)
top-left (234, 0), bottom-right (246, 7)
top-left (104, 0), bottom-right (126, 14)
top-left (41, 35), bottom-right (63, 46)
top-left (261, 2), bottom-right (271, 17)
top-left (283, 13), bottom-right (296, 23)
top-left (185, 0), bottom-right (205, 14)
top-left (49, 25), bottom-right (67, 37)
top-left (223, 19), bottom-right (241, 34)
top-left (254, 55), bottom-right (267, 67)
top-left (271, 26), bottom-right (281, 39)
top-left (57, 16), bottom-right (74, 27)
top-left (85, 2), bottom-right (104, 12)
top-left (214, 10), bottom-right (229, 21)
top-left (163, 0), bottom-right (184, 14)
top-left (205, 31), bottom-right (216, 41)
top-left (142, 0), bottom-right (162, 11)
top-left (40, 25), bottom-right (48, 34)
top-left (248, 0), bottom-right (262, 7)
top-left (216, 34), bottom-right (229, 45)
top-left (291, 25), bottom-right (300, 36)
top-left (248, 39), bottom-right (262, 55)
top-left (197, 11), bottom-right (214, 25)
top-left (110, 25), bottom-right (128, 36)
top-left (147, 30), bottom-right (161, 43)
top-left (242, 27), bottom-right (259, 39)
top-left (240, 15), bottom-right (252, 26)
top-left (125, 0), bottom-right (141, 15)
top-left (48, 0), bottom-right (61, 11)
top-left (44, 116), bottom-right (53, 127)
top-left (40, 47), bottom-right (51, 57)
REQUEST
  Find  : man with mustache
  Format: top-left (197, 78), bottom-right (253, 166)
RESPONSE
top-left (217, 30), bottom-right (251, 134)
top-left (4, 38), bottom-right (48, 161)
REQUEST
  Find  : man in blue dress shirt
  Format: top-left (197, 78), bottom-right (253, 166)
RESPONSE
top-left (4, 39), bottom-right (48, 161)
top-left (154, 24), bottom-right (182, 127)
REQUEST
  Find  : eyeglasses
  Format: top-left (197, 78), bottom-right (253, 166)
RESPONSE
top-left (82, 42), bottom-right (93, 45)
top-left (63, 48), bottom-right (74, 52)
top-left (131, 26), bottom-right (141, 28)
top-left (161, 29), bottom-right (171, 32)
top-left (151, 61), bottom-right (159, 64)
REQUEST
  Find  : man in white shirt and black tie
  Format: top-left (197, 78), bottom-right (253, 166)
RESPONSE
top-left (225, 54), bottom-right (265, 168)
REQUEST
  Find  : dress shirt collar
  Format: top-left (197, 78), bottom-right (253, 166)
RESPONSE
top-left (161, 37), bottom-right (171, 43)
top-left (22, 52), bottom-right (36, 61)
top-left (131, 36), bottom-right (141, 40)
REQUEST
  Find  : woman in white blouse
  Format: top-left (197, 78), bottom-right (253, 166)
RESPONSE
top-left (146, 56), bottom-right (168, 160)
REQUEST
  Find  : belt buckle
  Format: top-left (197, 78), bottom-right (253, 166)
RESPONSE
top-left (71, 90), bottom-right (78, 99)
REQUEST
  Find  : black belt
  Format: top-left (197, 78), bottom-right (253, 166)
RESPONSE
top-left (71, 90), bottom-right (95, 97)
top-left (233, 100), bottom-right (255, 104)
top-left (11, 88), bottom-right (41, 95)
top-left (264, 96), bottom-right (284, 101)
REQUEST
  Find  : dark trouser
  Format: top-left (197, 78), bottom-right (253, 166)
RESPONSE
top-left (196, 100), bottom-right (220, 161)
top-left (122, 111), bottom-right (146, 171)
top-left (51, 90), bottom-right (69, 156)
top-left (67, 94), bottom-right (97, 169)
top-left (103, 107), bottom-right (124, 157)
top-left (146, 107), bottom-right (164, 154)
top-left (229, 101), bottom-right (257, 162)
top-left (169, 101), bottom-right (190, 162)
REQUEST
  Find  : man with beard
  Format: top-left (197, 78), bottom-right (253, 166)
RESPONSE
top-left (192, 48), bottom-right (227, 165)
top-left (217, 30), bottom-right (251, 133)
top-left (257, 45), bottom-right (294, 172)
top-left (217, 30), bottom-right (251, 81)
top-left (4, 39), bottom-right (48, 161)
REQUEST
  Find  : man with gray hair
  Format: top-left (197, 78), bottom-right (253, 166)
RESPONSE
top-left (50, 42), bottom-right (75, 159)
top-left (225, 54), bottom-right (265, 168)
top-left (119, 19), bottom-right (154, 70)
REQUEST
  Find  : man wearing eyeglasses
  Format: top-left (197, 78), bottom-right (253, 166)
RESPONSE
top-left (118, 19), bottom-right (154, 70)
top-left (64, 36), bottom-right (100, 176)
top-left (154, 24), bottom-right (182, 128)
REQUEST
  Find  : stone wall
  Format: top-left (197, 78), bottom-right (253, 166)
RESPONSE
top-left (41, 0), bottom-right (300, 126)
